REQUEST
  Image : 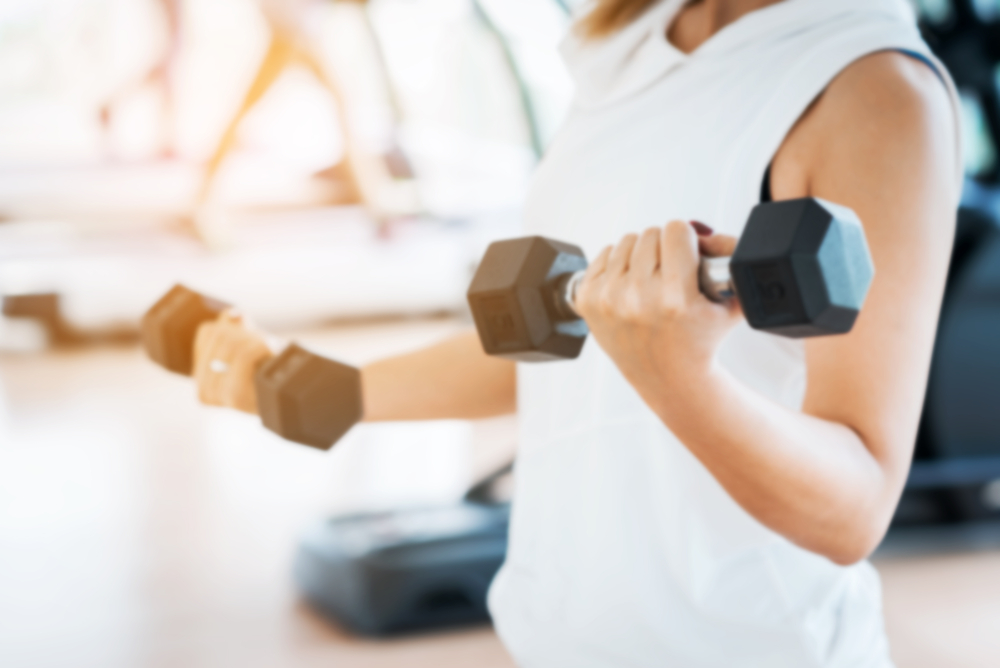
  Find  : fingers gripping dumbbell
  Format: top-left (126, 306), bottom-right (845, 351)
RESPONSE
top-left (467, 198), bottom-right (875, 361)
top-left (142, 285), bottom-right (362, 449)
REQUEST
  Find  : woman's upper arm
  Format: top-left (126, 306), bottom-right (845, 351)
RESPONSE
top-left (771, 51), bottom-right (960, 493)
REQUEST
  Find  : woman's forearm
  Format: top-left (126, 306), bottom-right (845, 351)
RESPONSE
top-left (646, 363), bottom-right (892, 565)
top-left (360, 330), bottom-right (517, 422)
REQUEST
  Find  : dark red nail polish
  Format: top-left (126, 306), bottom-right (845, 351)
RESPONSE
top-left (690, 221), bottom-right (714, 236)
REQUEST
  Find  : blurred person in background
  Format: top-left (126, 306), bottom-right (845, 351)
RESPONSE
top-left (94, 0), bottom-right (418, 238)
top-left (191, 0), bottom-right (419, 241)
top-left (191, 0), bottom-right (960, 666)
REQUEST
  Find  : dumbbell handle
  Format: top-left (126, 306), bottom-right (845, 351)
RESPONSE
top-left (557, 256), bottom-right (737, 319)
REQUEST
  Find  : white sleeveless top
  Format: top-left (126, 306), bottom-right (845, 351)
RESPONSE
top-left (487, 1), bottom-right (961, 667)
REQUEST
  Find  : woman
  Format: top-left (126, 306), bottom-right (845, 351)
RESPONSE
top-left (195, 0), bottom-right (960, 665)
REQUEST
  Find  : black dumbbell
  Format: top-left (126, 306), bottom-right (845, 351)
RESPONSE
top-left (467, 198), bottom-right (874, 361)
top-left (142, 285), bottom-right (362, 449)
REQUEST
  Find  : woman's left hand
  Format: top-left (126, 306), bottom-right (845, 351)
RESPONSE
top-left (573, 220), bottom-right (742, 400)
top-left (193, 309), bottom-right (275, 415)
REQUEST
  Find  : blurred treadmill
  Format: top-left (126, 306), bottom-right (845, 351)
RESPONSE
top-left (294, 464), bottom-right (512, 635)
top-left (889, 0), bottom-right (1000, 528)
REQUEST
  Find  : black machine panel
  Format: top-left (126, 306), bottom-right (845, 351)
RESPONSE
top-left (927, 226), bottom-right (1000, 458)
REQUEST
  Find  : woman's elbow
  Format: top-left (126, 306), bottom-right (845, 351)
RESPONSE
top-left (826, 543), bottom-right (874, 567)
top-left (822, 440), bottom-right (904, 566)
top-left (822, 513), bottom-right (891, 566)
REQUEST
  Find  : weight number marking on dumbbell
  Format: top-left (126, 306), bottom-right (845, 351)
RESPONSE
top-left (479, 297), bottom-right (519, 347)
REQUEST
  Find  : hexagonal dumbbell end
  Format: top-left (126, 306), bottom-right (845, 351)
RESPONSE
top-left (467, 236), bottom-right (589, 361)
top-left (141, 285), bottom-right (230, 375)
top-left (730, 198), bottom-right (874, 337)
top-left (254, 344), bottom-right (363, 450)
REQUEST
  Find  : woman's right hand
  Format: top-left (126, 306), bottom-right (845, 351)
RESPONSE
top-left (192, 310), bottom-right (275, 415)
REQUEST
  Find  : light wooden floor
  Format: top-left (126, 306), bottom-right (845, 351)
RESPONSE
top-left (2, 317), bottom-right (999, 668)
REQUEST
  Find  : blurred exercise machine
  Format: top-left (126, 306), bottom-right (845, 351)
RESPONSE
top-left (0, 0), bottom-right (575, 342)
top-left (899, 203), bottom-right (1000, 524)
top-left (893, 0), bottom-right (1000, 526)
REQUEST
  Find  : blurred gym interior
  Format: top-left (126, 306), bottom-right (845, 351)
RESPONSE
top-left (1, 1), bottom-right (999, 666)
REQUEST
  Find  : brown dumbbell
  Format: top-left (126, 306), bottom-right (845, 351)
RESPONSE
top-left (142, 285), bottom-right (230, 375)
top-left (142, 285), bottom-right (361, 449)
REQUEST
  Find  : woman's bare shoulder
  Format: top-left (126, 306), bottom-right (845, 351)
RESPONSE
top-left (771, 50), bottom-right (958, 202)
top-left (818, 50), bottom-right (954, 140)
